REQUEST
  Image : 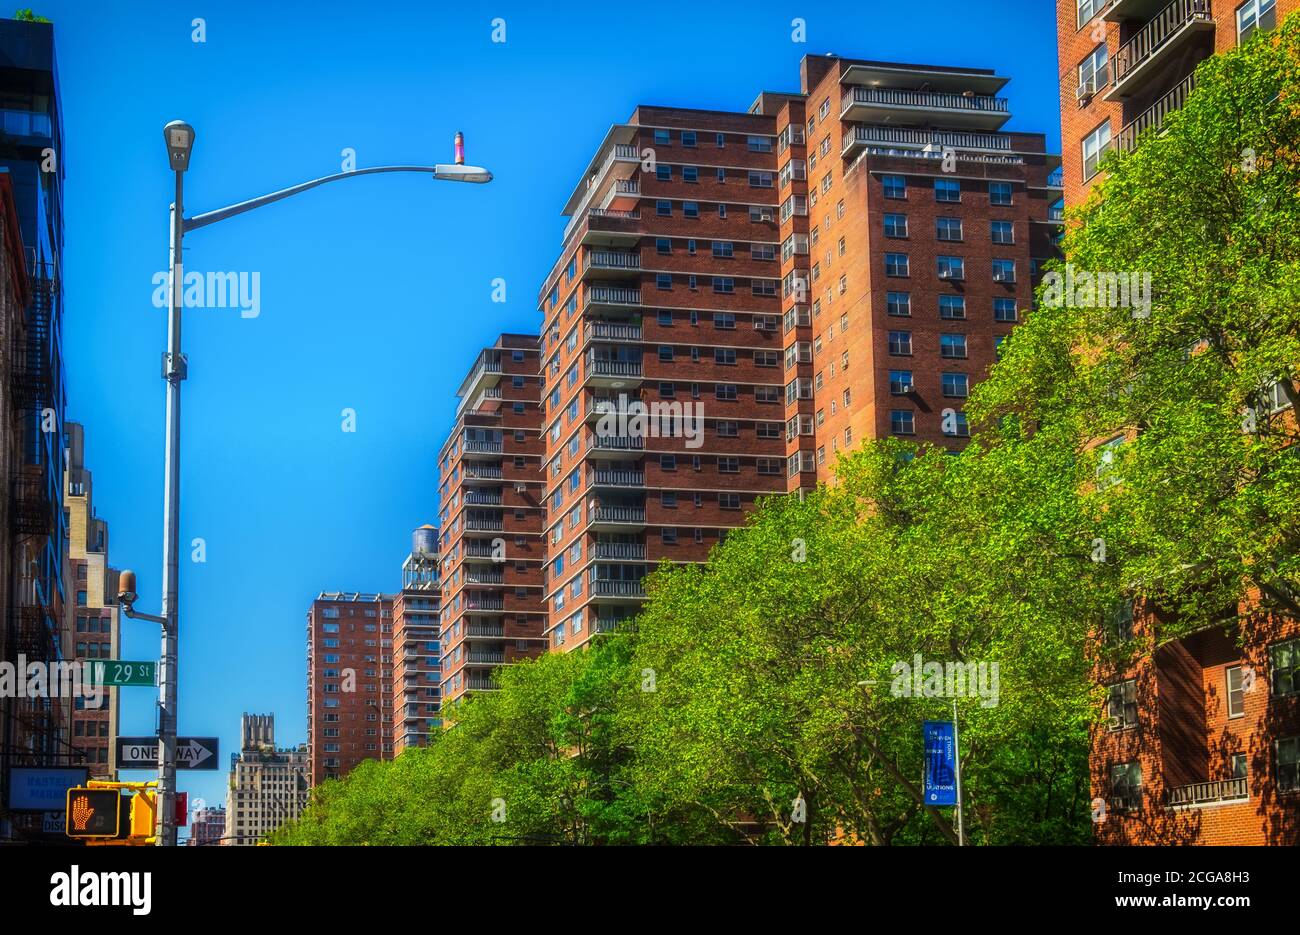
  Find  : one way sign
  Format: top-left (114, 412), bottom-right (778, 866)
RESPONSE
top-left (116, 736), bottom-right (220, 770)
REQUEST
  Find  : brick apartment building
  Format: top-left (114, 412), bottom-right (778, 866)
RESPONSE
top-left (436, 334), bottom-right (547, 704)
top-left (64, 422), bottom-right (120, 780)
top-left (533, 54), bottom-right (1060, 651)
top-left (1060, 0), bottom-right (1299, 843)
top-left (391, 525), bottom-right (442, 754)
top-left (305, 592), bottom-right (394, 785)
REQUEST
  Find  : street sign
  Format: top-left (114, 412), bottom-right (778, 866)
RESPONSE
top-left (116, 737), bottom-right (219, 770)
top-left (923, 720), bottom-right (958, 806)
top-left (6, 767), bottom-right (89, 811)
top-left (87, 660), bottom-right (157, 687)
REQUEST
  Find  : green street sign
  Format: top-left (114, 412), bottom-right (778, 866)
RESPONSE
top-left (87, 660), bottom-right (157, 687)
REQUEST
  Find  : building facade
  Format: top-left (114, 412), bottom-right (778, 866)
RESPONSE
top-left (225, 713), bottom-right (310, 845)
top-left (187, 805), bottom-right (226, 846)
top-left (305, 592), bottom-right (394, 785)
top-left (533, 54), bottom-right (1059, 651)
top-left (436, 334), bottom-right (547, 705)
top-left (63, 421), bottom-right (119, 780)
top-left (1060, 0), bottom-right (1299, 844)
top-left (0, 14), bottom-right (67, 843)
top-left (392, 525), bottom-right (442, 754)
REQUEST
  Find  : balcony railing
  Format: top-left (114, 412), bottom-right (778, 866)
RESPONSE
top-left (589, 434), bottom-right (645, 451)
top-left (464, 491), bottom-right (502, 506)
top-left (467, 651), bottom-right (505, 664)
top-left (594, 542), bottom-right (646, 560)
top-left (1049, 202), bottom-right (1065, 222)
top-left (463, 543), bottom-right (500, 557)
top-left (465, 678), bottom-right (499, 691)
top-left (841, 86), bottom-right (1008, 116)
top-left (592, 579), bottom-right (647, 598)
top-left (599, 179), bottom-right (640, 210)
top-left (593, 507), bottom-right (646, 524)
top-left (1114, 0), bottom-right (1213, 87)
top-left (595, 617), bottom-right (635, 634)
top-left (587, 357), bottom-right (643, 378)
top-left (466, 624), bottom-right (504, 637)
top-left (586, 285), bottom-right (642, 307)
top-left (585, 321), bottom-right (642, 342)
top-left (463, 440), bottom-right (503, 454)
top-left (563, 144), bottom-right (643, 241)
top-left (0, 108), bottom-right (52, 137)
top-left (592, 469), bottom-right (644, 486)
top-left (464, 516), bottom-right (504, 532)
top-left (586, 250), bottom-right (641, 272)
top-left (465, 571), bottom-right (504, 585)
top-left (1117, 73), bottom-right (1197, 152)
top-left (466, 598), bottom-right (505, 611)
top-left (1166, 776), bottom-right (1248, 808)
top-left (1047, 166), bottom-right (1064, 188)
top-left (843, 124), bottom-right (1011, 155)
top-left (464, 465), bottom-right (503, 480)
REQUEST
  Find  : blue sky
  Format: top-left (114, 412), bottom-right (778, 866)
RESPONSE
top-left (37, 0), bottom-right (1061, 833)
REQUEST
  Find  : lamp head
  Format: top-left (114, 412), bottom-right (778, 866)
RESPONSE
top-left (117, 569), bottom-right (138, 606)
top-left (164, 120), bottom-right (195, 172)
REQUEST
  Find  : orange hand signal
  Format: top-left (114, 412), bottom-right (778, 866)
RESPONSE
top-left (71, 794), bottom-right (94, 831)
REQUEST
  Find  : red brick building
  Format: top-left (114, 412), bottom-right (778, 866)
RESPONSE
top-left (391, 526), bottom-right (441, 754)
top-left (535, 55), bottom-right (1059, 650)
top-left (436, 335), bottom-right (547, 703)
top-left (1059, 0), bottom-right (1300, 844)
top-left (305, 592), bottom-right (394, 785)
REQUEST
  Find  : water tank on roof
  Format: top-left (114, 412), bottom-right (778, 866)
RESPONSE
top-left (412, 524), bottom-right (437, 556)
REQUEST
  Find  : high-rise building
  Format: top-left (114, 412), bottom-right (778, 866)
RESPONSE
top-left (0, 14), bottom-right (68, 843)
top-left (63, 422), bottom-right (120, 780)
top-left (392, 525), bottom-right (442, 754)
top-left (535, 55), bottom-right (1059, 650)
top-left (1060, 0), bottom-right (1299, 845)
top-left (225, 713), bottom-right (309, 845)
top-left (306, 592), bottom-right (394, 784)
top-left (187, 805), bottom-right (226, 846)
top-left (436, 335), bottom-right (547, 705)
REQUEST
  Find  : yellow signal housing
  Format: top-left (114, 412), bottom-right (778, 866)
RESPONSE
top-left (66, 780), bottom-right (159, 846)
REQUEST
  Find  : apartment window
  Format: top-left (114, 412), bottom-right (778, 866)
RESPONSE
top-left (655, 238), bottom-right (672, 256)
top-left (936, 217), bottom-right (962, 242)
top-left (682, 130), bottom-right (697, 148)
top-left (684, 202), bottom-right (699, 218)
top-left (654, 128), bottom-right (671, 146)
top-left (942, 373), bottom-right (969, 398)
top-left (712, 240), bottom-right (734, 258)
top-left (992, 259), bottom-right (1016, 283)
top-left (713, 312), bottom-right (736, 329)
top-left (748, 135), bottom-right (773, 153)
top-left (719, 492), bottom-right (741, 509)
top-left (939, 295), bottom-right (966, 320)
top-left (754, 350), bottom-right (778, 367)
top-left (713, 277), bottom-right (734, 294)
top-left (886, 292), bottom-right (911, 317)
top-left (688, 240), bottom-right (697, 255)
top-left (749, 170), bottom-right (774, 188)
top-left (657, 199), bottom-right (672, 216)
top-left (1279, 736), bottom-right (1300, 793)
top-left (884, 213), bottom-right (908, 238)
top-left (882, 174), bottom-right (906, 199)
top-left (937, 256), bottom-right (965, 280)
top-left (989, 181), bottom-right (1013, 206)
top-left (658, 345), bottom-right (674, 362)
top-left (991, 220), bottom-right (1014, 245)
top-left (935, 178), bottom-right (961, 203)
top-left (656, 273), bottom-right (672, 291)
top-left (943, 411), bottom-right (969, 437)
top-left (656, 164), bottom-right (671, 181)
top-left (1096, 435), bottom-right (1126, 488)
top-left (716, 384), bottom-right (737, 400)
top-left (714, 348), bottom-right (737, 365)
top-left (661, 527), bottom-right (678, 545)
top-left (660, 454), bottom-right (676, 471)
top-left (757, 422), bottom-right (781, 439)
top-left (1104, 601), bottom-right (1134, 642)
top-left (994, 297), bottom-right (1018, 322)
top-left (888, 331), bottom-right (912, 356)
top-left (940, 334), bottom-right (968, 359)
top-left (1226, 665), bottom-right (1246, 718)
top-left (661, 491), bottom-right (677, 508)
top-left (890, 410), bottom-right (915, 435)
top-left (885, 253), bottom-right (909, 278)
top-left (718, 457), bottom-right (740, 474)
top-left (1082, 121), bottom-right (1112, 180)
top-left (1110, 762), bottom-right (1142, 811)
top-left (1078, 44), bottom-right (1109, 94)
top-left (716, 132), bottom-right (725, 148)
top-left (1271, 638), bottom-right (1299, 696)
top-left (716, 420), bottom-right (739, 437)
top-left (752, 243), bottom-right (776, 261)
top-left (1238, 0), bottom-right (1277, 42)
top-left (889, 370), bottom-right (914, 395)
top-left (717, 167), bottom-right (726, 182)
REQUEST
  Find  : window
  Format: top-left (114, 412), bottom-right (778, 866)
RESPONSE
top-left (992, 259), bottom-right (1016, 283)
top-left (884, 213), bottom-right (908, 238)
top-left (935, 178), bottom-right (961, 203)
top-left (1279, 736), bottom-right (1300, 793)
top-left (658, 345), bottom-right (674, 362)
top-left (939, 295), bottom-right (966, 320)
top-left (936, 217), bottom-right (962, 242)
top-left (719, 492), bottom-right (741, 509)
top-left (718, 457), bottom-right (740, 474)
top-left (890, 410), bottom-right (915, 435)
top-left (991, 220), bottom-right (1014, 245)
top-left (943, 411), bottom-right (969, 437)
top-left (713, 277), bottom-right (734, 294)
top-left (683, 202), bottom-right (699, 218)
top-left (713, 312), bottom-right (735, 329)
top-left (1078, 44), bottom-right (1109, 94)
top-left (712, 240), bottom-right (734, 258)
top-left (1104, 601), bottom-right (1134, 642)
top-left (656, 273), bottom-right (672, 291)
top-left (989, 181), bottom-right (1013, 206)
top-left (882, 174), bottom-right (906, 199)
top-left (887, 292), bottom-right (911, 317)
top-left (1271, 638), bottom-right (1299, 696)
top-left (1238, 0), bottom-right (1277, 42)
top-left (942, 373), bottom-right (969, 398)
top-left (681, 130), bottom-right (697, 148)
top-left (716, 420), bottom-right (739, 437)
top-left (716, 132), bottom-right (726, 148)
top-left (683, 166), bottom-right (698, 183)
top-left (654, 128), bottom-right (671, 146)
top-left (657, 199), bottom-right (672, 216)
top-left (889, 370), bottom-right (913, 394)
top-left (656, 164), bottom-right (671, 182)
top-left (940, 334), bottom-right (968, 359)
top-left (937, 256), bottom-right (965, 280)
top-left (1110, 762), bottom-right (1141, 811)
top-left (1226, 665), bottom-right (1246, 718)
top-left (749, 170), bottom-right (774, 188)
top-left (661, 527), bottom-right (678, 545)
top-left (1077, 0), bottom-right (1107, 26)
top-left (714, 348), bottom-right (737, 365)
top-left (994, 297), bottom-right (1018, 322)
top-left (752, 243), bottom-right (776, 261)
top-left (716, 384), bottom-right (737, 400)
top-left (1096, 434), bottom-right (1126, 488)
top-left (1082, 121), bottom-right (1112, 180)
top-left (748, 135), bottom-right (773, 153)
top-left (888, 331), bottom-right (912, 356)
top-left (886, 253), bottom-right (910, 278)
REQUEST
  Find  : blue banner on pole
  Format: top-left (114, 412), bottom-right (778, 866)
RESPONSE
top-left (923, 720), bottom-right (958, 806)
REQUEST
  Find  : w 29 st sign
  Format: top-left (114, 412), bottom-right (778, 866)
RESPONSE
top-left (116, 737), bottom-right (219, 770)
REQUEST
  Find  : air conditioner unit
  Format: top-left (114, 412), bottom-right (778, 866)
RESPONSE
top-left (514, 483), bottom-right (527, 493)
top-left (1076, 80), bottom-right (1097, 104)
top-left (939, 270), bottom-right (954, 280)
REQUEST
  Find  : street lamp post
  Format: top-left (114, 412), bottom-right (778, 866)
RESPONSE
top-left (141, 121), bottom-right (491, 846)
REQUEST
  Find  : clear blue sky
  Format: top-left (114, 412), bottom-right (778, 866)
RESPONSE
top-left (37, 0), bottom-right (1061, 832)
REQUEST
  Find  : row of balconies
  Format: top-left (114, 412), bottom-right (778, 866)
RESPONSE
top-left (839, 86), bottom-right (1010, 131)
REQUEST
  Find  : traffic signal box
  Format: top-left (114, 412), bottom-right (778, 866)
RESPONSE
top-left (65, 781), bottom-right (157, 845)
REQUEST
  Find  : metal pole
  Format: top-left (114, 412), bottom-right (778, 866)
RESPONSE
top-left (158, 170), bottom-right (185, 846)
top-left (952, 698), bottom-right (964, 847)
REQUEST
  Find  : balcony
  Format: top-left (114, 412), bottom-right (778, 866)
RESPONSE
top-left (588, 395), bottom-right (639, 420)
top-left (464, 491), bottom-right (502, 506)
top-left (1047, 166), bottom-right (1064, 189)
top-left (465, 570), bottom-right (504, 585)
top-left (842, 124), bottom-right (1012, 159)
top-left (591, 469), bottom-right (644, 487)
top-left (563, 142), bottom-right (642, 242)
top-left (584, 321), bottom-right (642, 343)
top-left (0, 108), bottom-right (52, 138)
top-left (599, 178), bottom-right (640, 212)
top-left (587, 434), bottom-right (646, 456)
top-left (462, 439), bottom-right (503, 457)
top-left (1117, 72), bottom-right (1196, 152)
top-left (463, 542), bottom-right (501, 558)
top-left (594, 617), bottom-right (635, 634)
top-left (594, 542), bottom-right (646, 560)
top-left (466, 623), bottom-right (504, 637)
top-left (462, 464), bottom-right (503, 483)
top-left (455, 355), bottom-right (504, 414)
top-left (465, 677), bottom-right (499, 691)
top-left (592, 506), bottom-right (646, 526)
top-left (465, 597), bottom-right (505, 612)
top-left (1106, 0), bottom-right (1181, 21)
top-left (580, 209), bottom-right (642, 246)
top-left (583, 250), bottom-right (641, 280)
top-left (467, 651), bottom-right (505, 665)
top-left (591, 579), bottom-right (647, 598)
top-left (585, 285), bottom-right (642, 310)
top-left (839, 86), bottom-right (1010, 130)
top-left (1107, 0), bottom-right (1214, 101)
top-left (1166, 776), bottom-right (1248, 808)
top-left (585, 354), bottom-right (643, 388)
top-left (464, 515), bottom-right (503, 532)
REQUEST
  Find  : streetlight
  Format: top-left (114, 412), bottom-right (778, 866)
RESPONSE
top-left (133, 121), bottom-right (492, 846)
